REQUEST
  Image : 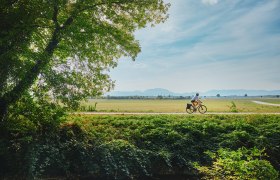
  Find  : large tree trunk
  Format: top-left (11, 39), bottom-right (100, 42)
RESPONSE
top-left (0, 3), bottom-right (74, 121)
top-left (1, 27), bottom-right (59, 108)
top-left (0, 31), bottom-right (59, 123)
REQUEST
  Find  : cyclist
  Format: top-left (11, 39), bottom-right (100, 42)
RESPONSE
top-left (191, 93), bottom-right (201, 110)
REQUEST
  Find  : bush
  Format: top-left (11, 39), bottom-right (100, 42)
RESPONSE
top-left (0, 93), bottom-right (65, 177)
top-left (229, 101), bottom-right (238, 113)
top-left (195, 147), bottom-right (279, 180)
top-left (0, 114), bottom-right (280, 179)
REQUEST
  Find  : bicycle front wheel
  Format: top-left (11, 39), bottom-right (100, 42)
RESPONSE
top-left (186, 105), bottom-right (195, 114)
top-left (198, 105), bottom-right (207, 114)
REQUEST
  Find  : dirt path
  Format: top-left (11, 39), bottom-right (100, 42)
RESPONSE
top-left (252, 101), bottom-right (280, 107)
top-left (75, 112), bottom-right (280, 115)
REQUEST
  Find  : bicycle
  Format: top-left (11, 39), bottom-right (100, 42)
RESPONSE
top-left (186, 101), bottom-right (207, 114)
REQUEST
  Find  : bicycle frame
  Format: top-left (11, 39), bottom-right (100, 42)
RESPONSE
top-left (192, 100), bottom-right (202, 108)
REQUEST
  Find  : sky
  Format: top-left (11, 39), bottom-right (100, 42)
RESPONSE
top-left (109, 0), bottom-right (280, 93)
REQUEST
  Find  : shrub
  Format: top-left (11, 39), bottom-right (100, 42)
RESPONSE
top-left (195, 147), bottom-right (279, 180)
top-left (0, 93), bottom-right (65, 177)
top-left (1, 115), bottom-right (280, 179)
top-left (229, 101), bottom-right (238, 113)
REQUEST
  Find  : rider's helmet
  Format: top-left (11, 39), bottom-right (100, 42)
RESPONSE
top-left (196, 93), bottom-right (199, 96)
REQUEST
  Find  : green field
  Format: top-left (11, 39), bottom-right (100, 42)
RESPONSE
top-left (80, 98), bottom-right (280, 113)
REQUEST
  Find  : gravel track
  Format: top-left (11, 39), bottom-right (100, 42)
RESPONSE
top-left (74, 112), bottom-right (280, 115)
top-left (252, 101), bottom-right (280, 107)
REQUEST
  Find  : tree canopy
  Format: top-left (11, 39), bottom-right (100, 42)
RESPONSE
top-left (0, 0), bottom-right (169, 120)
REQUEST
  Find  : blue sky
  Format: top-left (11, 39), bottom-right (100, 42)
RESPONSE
top-left (109, 0), bottom-right (280, 93)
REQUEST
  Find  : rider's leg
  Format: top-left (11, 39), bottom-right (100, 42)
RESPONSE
top-left (193, 101), bottom-right (198, 110)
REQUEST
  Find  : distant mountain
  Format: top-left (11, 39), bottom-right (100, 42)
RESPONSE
top-left (107, 88), bottom-right (280, 97)
top-left (108, 88), bottom-right (191, 96)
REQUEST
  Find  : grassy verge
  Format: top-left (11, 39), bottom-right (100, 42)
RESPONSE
top-left (0, 114), bottom-right (279, 179)
top-left (80, 99), bottom-right (280, 113)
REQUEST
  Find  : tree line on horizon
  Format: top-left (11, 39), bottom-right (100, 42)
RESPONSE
top-left (94, 94), bottom-right (280, 100)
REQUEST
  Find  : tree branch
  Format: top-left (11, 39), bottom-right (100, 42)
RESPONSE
top-left (60, 0), bottom-right (137, 30)
top-left (1, 1), bottom-right (61, 108)
top-left (52, 0), bottom-right (60, 29)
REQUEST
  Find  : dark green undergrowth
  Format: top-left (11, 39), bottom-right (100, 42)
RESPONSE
top-left (0, 114), bottom-right (280, 179)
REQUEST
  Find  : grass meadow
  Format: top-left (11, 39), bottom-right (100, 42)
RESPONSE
top-left (80, 98), bottom-right (280, 113)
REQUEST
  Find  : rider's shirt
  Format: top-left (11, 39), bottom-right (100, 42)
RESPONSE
top-left (191, 95), bottom-right (199, 101)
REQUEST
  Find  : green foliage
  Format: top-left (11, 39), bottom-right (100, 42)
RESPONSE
top-left (96, 139), bottom-right (152, 179)
top-left (0, 0), bottom-right (170, 115)
top-left (81, 102), bottom-right (98, 112)
top-left (0, 92), bottom-right (65, 177)
top-left (195, 147), bottom-right (279, 180)
top-left (7, 92), bottom-right (65, 130)
top-left (229, 101), bottom-right (238, 113)
top-left (1, 115), bottom-right (280, 179)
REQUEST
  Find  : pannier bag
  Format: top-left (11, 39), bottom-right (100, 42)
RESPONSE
top-left (187, 103), bottom-right (192, 109)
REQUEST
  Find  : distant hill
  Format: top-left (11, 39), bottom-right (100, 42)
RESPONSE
top-left (107, 88), bottom-right (280, 97)
top-left (107, 88), bottom-right (192, 96)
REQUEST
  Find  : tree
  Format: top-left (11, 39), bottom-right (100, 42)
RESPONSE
top-left (216, 94), bottom-right (220, 98)
top-left (0, 0), bottom-right (170, 120)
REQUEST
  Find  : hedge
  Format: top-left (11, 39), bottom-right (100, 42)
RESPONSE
top-left (0, 114), bottom-right (279, 179)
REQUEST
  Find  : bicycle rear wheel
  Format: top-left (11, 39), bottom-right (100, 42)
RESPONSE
top-left (186, 105), bottom-right (195, 114)
top-left (198, 105), bottom-right (207, 114)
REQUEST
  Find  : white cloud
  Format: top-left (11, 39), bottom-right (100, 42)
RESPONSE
top-left (201, 0), bottom-right (219, 6)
